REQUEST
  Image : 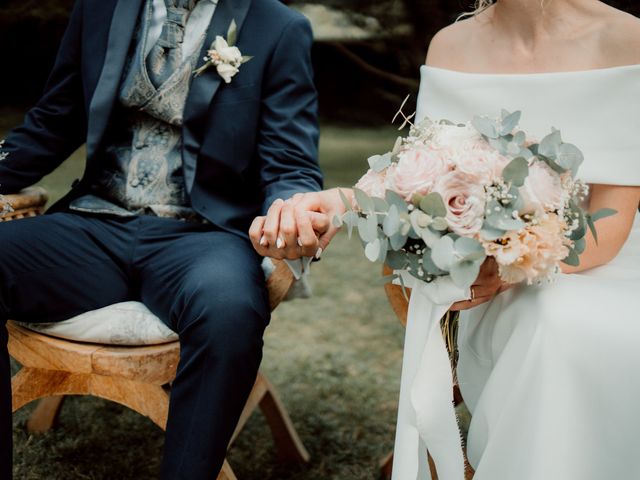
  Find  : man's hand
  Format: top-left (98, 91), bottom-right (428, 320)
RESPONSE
top-left (450, 258), bottom-right (513, 311)
top-left (249, 189), bottom-right (349, 260)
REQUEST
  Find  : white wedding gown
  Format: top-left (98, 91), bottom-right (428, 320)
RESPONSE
top-left (416, 64), bottom-right (640, 479)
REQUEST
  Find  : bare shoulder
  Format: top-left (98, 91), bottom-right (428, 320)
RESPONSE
top-left (425, 16), bottom-right (486, 68)
top-left (596, 5), bottom-right (640, 65)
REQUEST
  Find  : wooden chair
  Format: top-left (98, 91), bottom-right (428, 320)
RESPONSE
top-left (2, 188), bottom-right (309, 480)
top-left (379, 265), bottom-right (474, 480)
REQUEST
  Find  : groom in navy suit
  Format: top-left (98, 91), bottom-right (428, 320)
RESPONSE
top-left (0, 0), bottom-right (322, 477)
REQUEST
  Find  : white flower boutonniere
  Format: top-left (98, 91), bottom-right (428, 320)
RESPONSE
top-left (194, 19), bottom-right (252, 83)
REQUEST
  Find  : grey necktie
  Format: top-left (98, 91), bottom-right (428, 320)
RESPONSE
top-left (146, 0), bottom-right (198, 88)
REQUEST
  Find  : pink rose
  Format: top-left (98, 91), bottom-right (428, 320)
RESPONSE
top-left (355, 169), bottom-right (387, 198)
top-left (432, 170), bottom-right (486, 236)
top-left (519, 161), bottom-right (565, 215)
top-left (453, 149), bottom-right (510, 184)
top-left (387, 147), bottom-right (450, 201)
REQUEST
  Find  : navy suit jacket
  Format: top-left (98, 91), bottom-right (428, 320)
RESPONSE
top-left (0, 0), bottom-right (323, 238)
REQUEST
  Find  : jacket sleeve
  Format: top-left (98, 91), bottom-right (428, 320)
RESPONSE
top-left (257, 15), bottom-right (323, 214)
top-left (0, 0), bottom-right (87, 194)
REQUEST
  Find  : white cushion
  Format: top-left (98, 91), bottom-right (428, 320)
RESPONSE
top-left (21, 302), bottom-right (178, 346)
top-left (18, 258), bottom-right (309, 346)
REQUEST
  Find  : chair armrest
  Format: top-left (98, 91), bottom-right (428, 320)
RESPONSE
top-left (267, 259), bottom-right (295, 312)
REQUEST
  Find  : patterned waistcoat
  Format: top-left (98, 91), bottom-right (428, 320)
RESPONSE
top-left (70, 0), bottom-right (206, 221)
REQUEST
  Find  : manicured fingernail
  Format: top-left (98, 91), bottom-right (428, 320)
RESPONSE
top-left (297, 238), bottom-right (303, 247)
top-left (260, 235), bottom-right (268, 246)
top-left (276, 237), bottom-right (285, 249)
top-left (315, 247), bottom-right (323, 259)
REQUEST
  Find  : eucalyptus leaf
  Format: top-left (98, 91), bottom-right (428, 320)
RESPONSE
top-left (343, 211), bottom-right (358, 239)
top-left (586, 215), bottom-right (598, 244)
top-left (485, 200), bottom-right (525, 231)
top-left (358, 215), bottom-right (378, 243)
top-left (481, 224), bottom-right (507, 241)
top-left (339, 189), bottom-right (353, 212)
top-left (419, 192), bottom-right (448, 218)
top-left (573, 237), bottom-right (586, 255)
top-left (451, 260), bottom-right (482, 290)
top-left (431, 217), bottom-right (449, 231)
top-left (590, 208), bottom-right (617, 222)
top-left (538, 130), bottom-right (562, 159)
top-left (386, 250), bottom-right (408, 270)
top-left (392, 136), bottom-right (403, 156)
top-left (365, 239), bottom-right (381, 262)
top-left (386, 190), bottom-right (409, 214)
top-left (383, 205), bottom-right (401, 236)
top-left (500, 110), bottom-right (521, 135)
top-left (423, 250), bottom-right (447, 275)
top-left (513, 131), bottom-right (526, 146)
top-left (421, 226), bottom-right (443, 248)
top-left (432, 235), bottom-right (456, 271)
top-left (455, 236), bottom-right (485, 257)
top-left (373, 197), bottom-right (390, 215)
top-left (353, 188), bottom-right (374, 214)
top-left (556, 143), bottom-right (584, 176)
top-left (502, 157), bottom-right (529, 187)
top-left (368, 153), bottom-right (392, 173)
top-left (472, 116), bottom-right (499, 139)
top-left (332, 214), bottom-right (343, 228)
top-left (390, 230), bottom-right (408, 251)
top-left (562, 248), bottom-right (580, 267)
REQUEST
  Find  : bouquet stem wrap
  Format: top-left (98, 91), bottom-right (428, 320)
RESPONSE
top-left (392, 276), bottom-right (469, 480)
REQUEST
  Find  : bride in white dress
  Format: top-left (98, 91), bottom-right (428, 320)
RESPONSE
top-left (251, 1), bottom-right (640, 478)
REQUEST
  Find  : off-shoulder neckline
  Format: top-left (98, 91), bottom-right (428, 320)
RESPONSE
top-left (421, 64), bottom-right (640, 77)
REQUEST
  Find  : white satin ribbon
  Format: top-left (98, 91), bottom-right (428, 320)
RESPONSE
top-left (392, 274), bottom-right (469, 480)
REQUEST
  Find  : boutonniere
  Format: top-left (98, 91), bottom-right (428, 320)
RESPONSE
top-left (194, 19), bottom-right (252, 83)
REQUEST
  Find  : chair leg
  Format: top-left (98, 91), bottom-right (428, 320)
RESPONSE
top-left (27, 396), bottom-right (66, 434)
top-left (216, 460), bottom-right (238, 480)
top-left (259, 376), bottom-right (310, 464)
top-left (380, 451), bottom-right (393, 480)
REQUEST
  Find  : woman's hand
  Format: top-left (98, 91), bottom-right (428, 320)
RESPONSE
top-left (249, 188), bottom-right (352, 260)
top-left (450, 258), bottom-right (512, 311)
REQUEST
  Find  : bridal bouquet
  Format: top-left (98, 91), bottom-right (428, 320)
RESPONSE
top-left (335, 109), bottom-right (614, 290)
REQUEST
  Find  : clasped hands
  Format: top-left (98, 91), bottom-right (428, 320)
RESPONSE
top-left (250, 189), bottom-right (512, 311)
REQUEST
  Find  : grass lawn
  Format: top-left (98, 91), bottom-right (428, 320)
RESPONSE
top-left (2, 110), bottom-right (410, 479)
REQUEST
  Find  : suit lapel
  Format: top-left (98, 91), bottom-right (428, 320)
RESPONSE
top-left (87, 0), bottom-right (145, 161)
top-left (182, 0), bottom-right (252, 192)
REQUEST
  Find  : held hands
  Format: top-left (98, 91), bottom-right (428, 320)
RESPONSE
top-left (450, 258), bottom-right (513, 311)
top-left (249, 189), bottom-right (348, 260)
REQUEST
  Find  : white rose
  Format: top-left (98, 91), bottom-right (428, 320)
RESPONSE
top-left (519, 161), bottom-right (565, 215)
top-left (216, 63), bottom-right (240, 84)
top-left (433, 123), bottom-right (484, 150)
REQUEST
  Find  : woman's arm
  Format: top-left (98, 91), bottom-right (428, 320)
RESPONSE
top-left (562, 184), bottom-right (640, 273)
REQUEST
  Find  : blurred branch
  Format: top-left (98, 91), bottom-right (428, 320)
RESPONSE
top-left (326, 41), bottom-right (419, 91)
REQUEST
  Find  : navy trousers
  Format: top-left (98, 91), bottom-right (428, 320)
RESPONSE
top-left (0, 212), bottom-right (270, 479)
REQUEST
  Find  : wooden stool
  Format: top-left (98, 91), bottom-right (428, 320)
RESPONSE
top-left (379, 266), bottom-right (474, 480)
top-left (2, 189), bottom-right (309, 480)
